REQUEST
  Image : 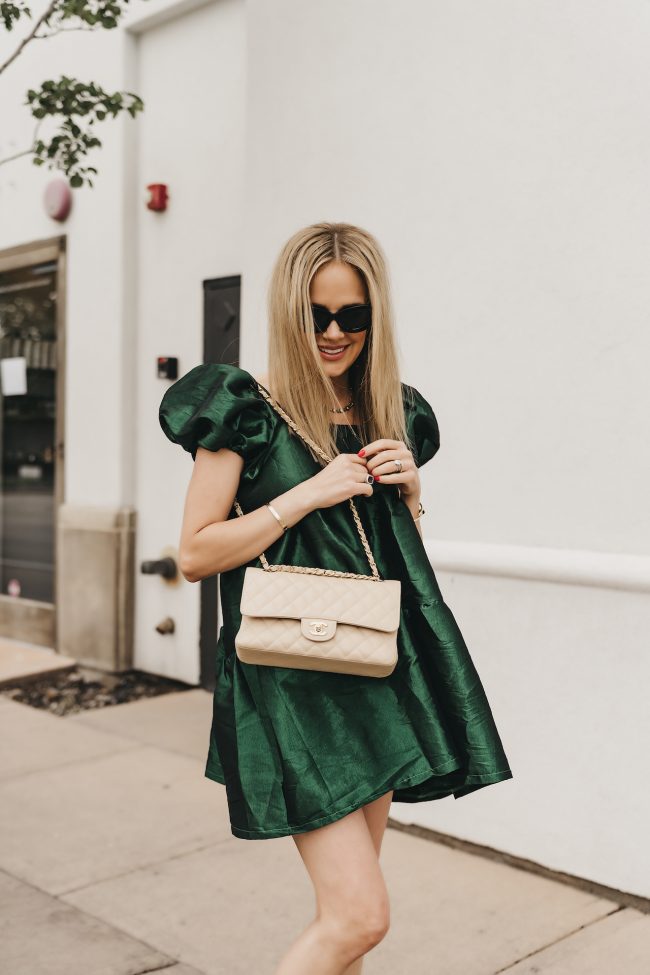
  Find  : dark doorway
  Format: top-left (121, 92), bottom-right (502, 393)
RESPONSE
top-left (199, 275), bottom-right (241, 690)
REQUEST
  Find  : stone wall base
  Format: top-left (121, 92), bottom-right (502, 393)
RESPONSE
top-left (57, 504), bottom-right (136, 672)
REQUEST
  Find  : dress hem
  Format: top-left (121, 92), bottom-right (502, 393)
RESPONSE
top-left (203, 757), bottom-right (513, 840)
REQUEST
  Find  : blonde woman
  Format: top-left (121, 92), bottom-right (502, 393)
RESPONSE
top-left (159, 222), bottom-right (513, 975)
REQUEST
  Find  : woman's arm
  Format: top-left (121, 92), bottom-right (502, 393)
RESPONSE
top-left (178, 446), bottom-right (318, 582)
top-left (401, 492), bottom-right (424, 539)
top-left (177, 445), bottom-right (372, 582)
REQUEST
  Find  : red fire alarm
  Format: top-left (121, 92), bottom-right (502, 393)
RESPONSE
top-left (147, 183), bottom-right (168, 212)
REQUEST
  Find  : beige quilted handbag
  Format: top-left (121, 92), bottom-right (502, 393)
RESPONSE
top-left (233, 383), bottom-right (401, 678)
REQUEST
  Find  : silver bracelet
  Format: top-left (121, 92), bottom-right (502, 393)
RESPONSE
top-left (266, 502), bottom-right (288, 532)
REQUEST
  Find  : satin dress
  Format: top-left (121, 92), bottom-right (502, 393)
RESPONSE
top-left (159, 363), bottom-right (513, 840)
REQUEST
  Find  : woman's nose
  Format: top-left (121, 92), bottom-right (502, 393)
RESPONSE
top-left (324, 320), bottom-right (346, 339)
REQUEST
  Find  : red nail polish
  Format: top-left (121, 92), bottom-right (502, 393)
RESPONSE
top-left (375, 475), bottom-right (381, 481)
top-left (358, 449), bottom-right (365, 457)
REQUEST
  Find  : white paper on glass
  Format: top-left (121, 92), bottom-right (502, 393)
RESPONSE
top-left (0, 356), bottom-right (28, 395)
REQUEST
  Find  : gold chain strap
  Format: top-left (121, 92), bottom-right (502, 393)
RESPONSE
top-left (233, 381), bottom-right (381, 581)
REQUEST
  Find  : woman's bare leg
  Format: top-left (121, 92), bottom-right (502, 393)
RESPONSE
top-left (341, 791), bottom-right (394, 975)
top-left (360, 789), bottom-right (394, 857)
top-left (273, 791), bottom-right (393, 975)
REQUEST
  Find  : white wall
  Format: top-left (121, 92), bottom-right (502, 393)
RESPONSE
top-left (0, 6), bottom-right (135, 507)
top-left (240, 1), bottom-right (650, 896)
top-left (131, 0), bottom-right (247, 682)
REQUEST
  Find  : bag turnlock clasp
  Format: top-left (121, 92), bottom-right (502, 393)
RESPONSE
top-left (301, 618), bottom-right (337, 642)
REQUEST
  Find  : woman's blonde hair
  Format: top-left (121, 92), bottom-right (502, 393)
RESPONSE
top-left (267, 221), bottom-right (412, 462)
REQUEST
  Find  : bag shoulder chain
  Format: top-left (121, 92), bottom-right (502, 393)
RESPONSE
top-left (232, 381), bottom-right (381, 582)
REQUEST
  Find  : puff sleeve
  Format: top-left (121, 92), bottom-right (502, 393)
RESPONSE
top-left (158, 362), bottom-right (277, 476)
top-left (402, 383), bottom-right (441, 468)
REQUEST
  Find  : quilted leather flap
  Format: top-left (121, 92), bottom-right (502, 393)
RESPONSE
top-left (240, 566), bottom-right (401, 632)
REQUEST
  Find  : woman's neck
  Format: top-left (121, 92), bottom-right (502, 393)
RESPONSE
top-left (331, 372), bottom-right (352, 400)
top-left (328, 372), bottom-right (359, 424)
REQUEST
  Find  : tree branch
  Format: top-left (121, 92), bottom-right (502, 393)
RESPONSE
top-left (0, 117), bottom-right (44, 168)
top-left (34, 24), bottom-right (97, 39)
top-left (0, 0), bottom-right (58, 76)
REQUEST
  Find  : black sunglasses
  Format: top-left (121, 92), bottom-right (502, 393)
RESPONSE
top-left (311, 303), bottom-right (372, 334)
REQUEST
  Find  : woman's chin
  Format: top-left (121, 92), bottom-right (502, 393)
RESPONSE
top-left (320, 350), bottom-right (357, 376)
top-left (322, 362), bottom-right (348, 377)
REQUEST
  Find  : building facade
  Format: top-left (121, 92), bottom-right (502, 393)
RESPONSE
top-left (1, 0), bottom-right (649, 897)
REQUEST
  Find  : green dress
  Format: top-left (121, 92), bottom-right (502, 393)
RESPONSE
top-left (159, 362), bottom-right (513, 840)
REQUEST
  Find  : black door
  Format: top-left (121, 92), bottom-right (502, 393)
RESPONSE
top-left (199, 275), bottom-right (241, 690)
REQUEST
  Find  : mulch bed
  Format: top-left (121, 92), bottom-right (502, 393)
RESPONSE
top-left (1, 666), bottom-right (193, 717)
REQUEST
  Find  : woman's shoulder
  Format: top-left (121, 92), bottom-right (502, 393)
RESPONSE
top-left (158, 361), bottom-right (278, 464)
top-left (400, 380), bottom-right (441, 467)
top-left (165, 361), bottom-right (259, 395)
top-left (400, 379), bottom-right (430, 411)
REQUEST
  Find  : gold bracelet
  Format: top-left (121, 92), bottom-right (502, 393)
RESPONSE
top-left (413, 501), bottom-right (425, 522)
top-left (266, 502), bottom-right (288, 532)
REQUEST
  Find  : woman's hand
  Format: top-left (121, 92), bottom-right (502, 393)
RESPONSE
top-left (358, 439), bottom-right (421, 499)
top-left (305, 452), bottom-right (375, 509)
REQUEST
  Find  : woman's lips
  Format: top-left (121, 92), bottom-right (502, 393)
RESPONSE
top-left (318, 345), bottom-right (349, 360)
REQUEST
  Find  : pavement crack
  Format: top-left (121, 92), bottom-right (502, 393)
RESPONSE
top-left (132, 964), bottom-right (180, 974)
top-left (59, 836), bottom-right (233, 897)
top-left (493, 904), bottom-right (625, 973)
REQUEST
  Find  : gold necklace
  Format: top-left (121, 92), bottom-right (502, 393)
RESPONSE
top-left (329, 397), bottom-right (355, 413)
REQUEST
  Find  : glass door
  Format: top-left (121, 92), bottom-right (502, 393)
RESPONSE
top-left (0, 259), bottom-right (58, 604)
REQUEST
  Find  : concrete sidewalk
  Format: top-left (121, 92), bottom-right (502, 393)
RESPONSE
top-left (1, 689), bottom-right (648, 975)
